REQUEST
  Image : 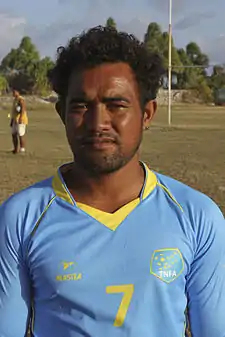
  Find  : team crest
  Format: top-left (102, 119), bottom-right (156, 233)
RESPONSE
top-left (150, 248), bottom-right (184, 283)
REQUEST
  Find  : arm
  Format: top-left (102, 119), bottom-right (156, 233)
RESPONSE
top-left (10, 102), bottom-right (14, 127)
top-left (18, 98), bottom-right (26, 124)
top-left (0, 200), bottom-right (31, 337)
top-left (186, 200), bottom-right (225, 337)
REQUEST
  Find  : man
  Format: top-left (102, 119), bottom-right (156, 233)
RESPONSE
top-left (0, 26), bottom-right (225, 337)
top-left (10, 89), bottom-right (28, 153)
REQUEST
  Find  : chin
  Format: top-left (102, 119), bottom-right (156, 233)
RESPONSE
top-left (77, 154), bottom-right (127, 175)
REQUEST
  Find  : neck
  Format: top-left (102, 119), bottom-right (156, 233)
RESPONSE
top-left (63, 155), bottom-right (145, 207)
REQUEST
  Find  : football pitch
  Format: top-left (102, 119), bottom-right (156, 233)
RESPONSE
top-left (0, 101), bottom-right (224, 214)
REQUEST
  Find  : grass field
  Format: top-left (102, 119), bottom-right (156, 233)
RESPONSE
top-left (0, 101), bottom-right (224, 336)
top-left (0, 101), bottom-right (224, 214)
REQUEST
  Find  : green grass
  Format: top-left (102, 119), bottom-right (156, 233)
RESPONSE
top-left (0, 102), bottom-right (224, 336)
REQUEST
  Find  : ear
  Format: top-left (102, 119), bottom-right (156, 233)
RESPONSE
top-left (143, 100), bottom-right (157, 130)
top-left (55, 99), bottom-right (66, 124)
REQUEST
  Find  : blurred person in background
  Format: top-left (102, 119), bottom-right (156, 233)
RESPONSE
top-left (10, 89), bottom-right (28, 153)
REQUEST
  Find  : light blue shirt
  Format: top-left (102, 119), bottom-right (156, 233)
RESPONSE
top-left (0, 163), bottom-right (225, 337)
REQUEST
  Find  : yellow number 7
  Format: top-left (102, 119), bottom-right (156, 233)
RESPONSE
top-left (106, 284), bottom-right (134, 327)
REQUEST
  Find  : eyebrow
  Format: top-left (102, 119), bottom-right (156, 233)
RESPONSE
top-left (69, 97), bottom-right (89, 104)
top-left (102, 96), bottom-right (131, 104)
top-left (69, 96), bottom-right (131, 104)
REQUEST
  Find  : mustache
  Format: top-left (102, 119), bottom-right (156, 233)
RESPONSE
top-left (78, 132), bottom-right (120, 144)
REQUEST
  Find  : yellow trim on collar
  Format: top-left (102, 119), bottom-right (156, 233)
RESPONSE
top-left (52, 163), bottom-right (157, 230)
top-left (142, 165), bottom-right (157, 200)
top-left (52, 170), bottom-right (74, 205)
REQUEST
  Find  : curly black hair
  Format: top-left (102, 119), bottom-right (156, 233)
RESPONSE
top-left (48, 26), bottom-right (164, 107)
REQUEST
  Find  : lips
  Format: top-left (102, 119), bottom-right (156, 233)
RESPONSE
top-left (83, 137), bottom-right (115, 144)
top-left (80, 136), bottom-right (117, 150)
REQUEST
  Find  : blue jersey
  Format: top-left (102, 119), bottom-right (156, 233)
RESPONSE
top-left (0, 162), bottom-right (225, 337)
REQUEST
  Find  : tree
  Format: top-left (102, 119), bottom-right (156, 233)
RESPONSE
top-left (160, 32), bottom-right (182, 71)
top-left (144, 22), bottom-right (163, 54)
top-left (0, 74), bottom-right (8, 94)
top-left (0, 36), bottom-right (54, 94)
top-left (106, 17), bottom-right (117, 30)
top-left (194, 77), bottom-right (213, 103)
top-left (186, 42), bottom-right (208, 66)
top-left (20, 36), bottom-right (39, 58)
top-left (176, 42), bottom-right (212, 101)
top-left (144, 24), bottom-right (216, 97)
top-left (176, 48), bottom-right (193, 88)
top-left (1, 36), bottom-right (40, 74)
top-left (209, 65), bottom-right (225, 90)
top-left (144, 23), bottom-right (182, 71)
top-left (176, 48), bottom-right (203, 89)
top-left (186, 42), bottom-right (209, 78)
top-left (0, 36), bottom-right (40, 93)
top-left (33, 57), bottom-right (55, 95)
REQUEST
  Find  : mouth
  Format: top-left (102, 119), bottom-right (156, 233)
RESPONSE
top-left (81, 137), bottom-right (117, 150)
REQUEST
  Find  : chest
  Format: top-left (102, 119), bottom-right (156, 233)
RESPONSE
top-left (27, 201), bottom-right (194, 305)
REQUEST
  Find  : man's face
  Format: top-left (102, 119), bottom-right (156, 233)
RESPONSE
top-left (64, 62), bottom-right (155, 175)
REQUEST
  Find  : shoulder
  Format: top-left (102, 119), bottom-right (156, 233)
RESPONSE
top-left (155, 172), bottom-right (224, 233)
top-left (1, 177), bottom-right (55, 214)
top-left (0, 177), bottom-right (56, 239)
top-left (18, 96), bottom-right (25, 104)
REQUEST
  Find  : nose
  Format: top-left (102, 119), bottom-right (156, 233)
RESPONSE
top-left (85, 103), bottom-right (111, 132)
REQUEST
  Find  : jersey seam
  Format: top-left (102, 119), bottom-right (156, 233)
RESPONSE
top-left (156, 179), bottom-right (197, 273)
top-left (156, 181), bottom-right (184, 212)
top-left (25, 195), bottom-right (56, 258)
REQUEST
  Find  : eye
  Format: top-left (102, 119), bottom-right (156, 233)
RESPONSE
top-left (107, 103), bottom-right (127, 112)
top-left (70, 104), bottom-right (88, 113)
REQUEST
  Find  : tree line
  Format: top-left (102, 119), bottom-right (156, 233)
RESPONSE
top-left (0, 17), bottom-right (224, 103)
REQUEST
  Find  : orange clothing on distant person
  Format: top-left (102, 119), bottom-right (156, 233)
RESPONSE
top-left (11, 95), bottom-right (28, 125)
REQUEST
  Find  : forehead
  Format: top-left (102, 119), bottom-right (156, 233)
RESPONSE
top-left (67, 63), bottom-right (139, 98)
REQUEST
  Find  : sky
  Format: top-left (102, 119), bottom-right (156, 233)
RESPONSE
top-left (0, 0), bottom-right (224, 64)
